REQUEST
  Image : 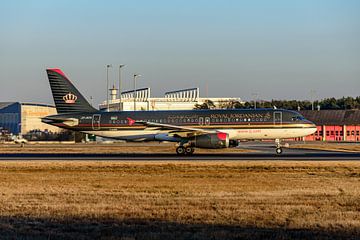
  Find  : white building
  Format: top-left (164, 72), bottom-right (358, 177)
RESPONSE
top-left (99, 87), bottom-right (243, 111)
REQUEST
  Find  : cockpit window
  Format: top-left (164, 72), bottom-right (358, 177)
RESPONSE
top-left (292, 116), bottom-right (305, 121)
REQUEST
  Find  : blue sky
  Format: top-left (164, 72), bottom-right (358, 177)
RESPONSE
top-left (0, 0), bottom-right (359, 105)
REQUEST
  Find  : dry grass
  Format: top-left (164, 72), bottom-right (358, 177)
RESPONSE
top-left (0, 161), bottom-right (359, 239)
top-left (0, 142), bottom-right (254, 154)
top-left (291, 143), bottom-right (360, 152)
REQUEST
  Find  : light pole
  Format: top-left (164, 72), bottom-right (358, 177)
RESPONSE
top-left (252, 93), bottom-right (259, 109)
top-left (106, 64), bottom-right (112, 111)
top-left (133, 74), bottom-right (141, 111)
top-left (118, 64), bottom-right (125, 111)
top-left (310, 90), bottom-right (316, 111)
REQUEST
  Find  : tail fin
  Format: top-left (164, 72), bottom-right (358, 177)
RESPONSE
top-left (46, 69), bottom-right (96, 114)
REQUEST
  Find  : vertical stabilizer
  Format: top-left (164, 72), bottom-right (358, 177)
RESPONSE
top-left (46, 69), bottom-right (96, 114)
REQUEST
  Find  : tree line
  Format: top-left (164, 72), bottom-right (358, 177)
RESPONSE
top-left (194, 96), bottom-right (360, 110)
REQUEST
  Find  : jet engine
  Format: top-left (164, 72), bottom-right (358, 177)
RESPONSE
top-left (191, 132), bottom-right (229, 149)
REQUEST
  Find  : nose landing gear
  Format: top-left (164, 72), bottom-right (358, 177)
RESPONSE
top-left (275, 139), bottom-right (283, 154)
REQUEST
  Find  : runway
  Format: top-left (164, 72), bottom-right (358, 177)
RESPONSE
top-left (0, 149), bottom-right (359, 161)
top-left (1, 142), bottom-right (359, 160)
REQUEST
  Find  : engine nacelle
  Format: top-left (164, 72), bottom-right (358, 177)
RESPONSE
top-left (191, 132), bottom-right (229, 149)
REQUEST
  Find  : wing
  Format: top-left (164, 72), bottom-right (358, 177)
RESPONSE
top-left (134, 120), bottom-right (216, 138)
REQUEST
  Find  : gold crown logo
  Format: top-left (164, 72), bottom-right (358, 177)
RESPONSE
top-left (63, 92), bottom-right (77, 104)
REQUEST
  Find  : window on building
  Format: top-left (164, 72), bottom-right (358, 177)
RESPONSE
top-left (331, 131), bottom-right (334, 135)
top-left (357, 131), bottom-right (359, 136)
top-left (351, 131), bottom-right (355, 135)
top-left (335, 131), bottom-right (339, 136)
top-left (326, 131), bottom-right (329, 136)
top-left (347, 131), bottom-right (350, 136)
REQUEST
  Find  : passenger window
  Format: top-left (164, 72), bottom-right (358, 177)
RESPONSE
top-left (205, 117), bottom-right (210, 125)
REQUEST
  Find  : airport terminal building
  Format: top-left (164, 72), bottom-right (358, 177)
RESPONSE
top-left (0, 102), bottom-right (60, 135)
top-left (99, 87), bottom-right (243, 111)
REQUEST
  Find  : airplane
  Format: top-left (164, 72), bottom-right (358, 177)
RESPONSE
top-left (42, 69), bottom-right (317, 155)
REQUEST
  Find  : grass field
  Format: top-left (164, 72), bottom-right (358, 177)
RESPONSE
top-left (0, 161), bottom-right (359, 239)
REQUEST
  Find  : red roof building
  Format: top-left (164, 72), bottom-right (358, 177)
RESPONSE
top-left (296, 110), bottom-right (360, 142)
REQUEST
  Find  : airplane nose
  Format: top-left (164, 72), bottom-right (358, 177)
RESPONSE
top-left (303, 119), bottom-right (315, 126)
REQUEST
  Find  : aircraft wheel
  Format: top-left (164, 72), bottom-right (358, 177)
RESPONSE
top-left (276, 147), bottom-right (283, 154)
top-left (185, 146), bottom-right (194, 155)
top-left (176, 146), bottom-right (186, 155)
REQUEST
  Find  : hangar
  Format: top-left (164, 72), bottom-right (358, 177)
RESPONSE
top-left (298, 110), bottom-right (360, 142)
top-left (0, 102), bottom-right (60, 136)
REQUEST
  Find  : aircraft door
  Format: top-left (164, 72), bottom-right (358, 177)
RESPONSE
top-left (273, 112), bottom-right (282, 125)
top-left (92, 114), bottom-right (101, 130)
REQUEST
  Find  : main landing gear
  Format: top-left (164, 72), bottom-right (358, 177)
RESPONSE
top-left (176, 145), bottom-right (195, 155)
top-left (275, 139), bottom-right (283, 154)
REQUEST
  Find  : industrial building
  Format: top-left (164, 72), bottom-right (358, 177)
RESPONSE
top-left (99, 87), bottom-right (243, 111)
top-left (297, 110), bottom-right (360, 142)
top-left (0, 102), bottom-right (60, 135)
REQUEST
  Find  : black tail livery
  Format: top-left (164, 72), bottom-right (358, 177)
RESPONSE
top-left (46, 69), bottom-right (96, 114)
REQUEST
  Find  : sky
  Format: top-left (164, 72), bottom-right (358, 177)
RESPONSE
top-left (0, 0), bottom-right (359, 106)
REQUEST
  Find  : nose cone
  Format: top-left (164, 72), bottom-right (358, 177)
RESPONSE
top-left (303, 119), bottom-right (317, 135)
top-left (306, 119), bottom-right (316, 126)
